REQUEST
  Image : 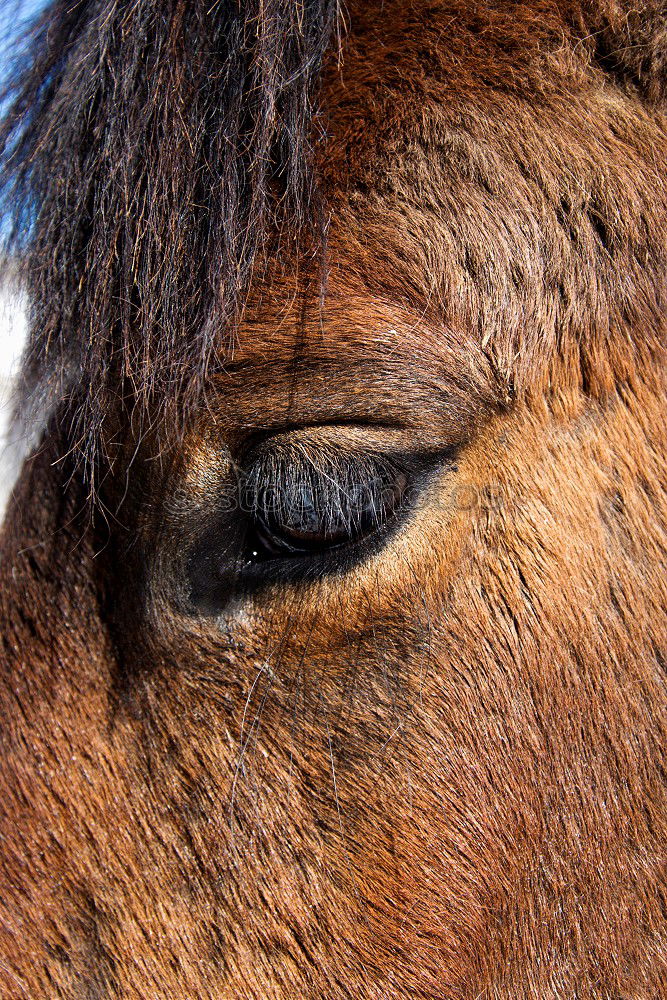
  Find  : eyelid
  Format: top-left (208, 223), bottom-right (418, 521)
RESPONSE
top-left (233, 419), bottom-right (461, 468)
top-left (237, 417), bottom-right (408, 450)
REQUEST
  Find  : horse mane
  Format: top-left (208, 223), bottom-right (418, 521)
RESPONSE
top-left (0, 0), bottom-right (341, 486)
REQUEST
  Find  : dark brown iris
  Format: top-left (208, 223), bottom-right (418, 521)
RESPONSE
top-left (243, 452), bottom-right (408, 559)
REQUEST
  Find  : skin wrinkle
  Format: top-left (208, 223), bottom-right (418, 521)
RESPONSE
top-left (0, 1), bottom-right (666, 998)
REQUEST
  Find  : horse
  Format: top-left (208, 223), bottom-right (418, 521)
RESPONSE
top-left (0, 1), bottom-right (666, 996)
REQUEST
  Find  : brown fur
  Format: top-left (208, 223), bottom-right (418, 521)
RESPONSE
top-left (1, 2), bottom-right (667, 997)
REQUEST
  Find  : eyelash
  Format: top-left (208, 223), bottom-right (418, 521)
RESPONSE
top-left (240, 451), bottom-right (408, 562)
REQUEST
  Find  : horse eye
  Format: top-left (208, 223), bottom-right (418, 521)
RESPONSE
top-left (242, 453), bottom-right (408, 560)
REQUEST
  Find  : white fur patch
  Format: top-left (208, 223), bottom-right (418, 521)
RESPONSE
top-left (0, 275), bottom-right (29, 522)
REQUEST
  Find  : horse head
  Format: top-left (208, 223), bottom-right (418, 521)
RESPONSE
top-left (1, 2), bottom-right (666, 996)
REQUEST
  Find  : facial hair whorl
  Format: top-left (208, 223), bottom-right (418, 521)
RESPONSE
top-left (0, 0), bottom-right (341, 491)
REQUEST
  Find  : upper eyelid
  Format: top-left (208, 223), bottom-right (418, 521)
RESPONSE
top-left (232, 418), bottom-right (447, 465)
top-left (234, 418), bottom-right (408, 453)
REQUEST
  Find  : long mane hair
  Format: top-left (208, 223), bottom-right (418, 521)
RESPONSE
top-left (0, 0), bottom-right (340, 484)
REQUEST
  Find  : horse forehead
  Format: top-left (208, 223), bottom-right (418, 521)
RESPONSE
top-left (318, 0), bottom-right (619, 192)
top-left (229, 292), bottom-right (438, 363)
top-left (202, 286), bottom-right (498, 447)
top-left (323, 0), bottom-right (574, 119)
top-left (214, 1), bottom-right (662, 416)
